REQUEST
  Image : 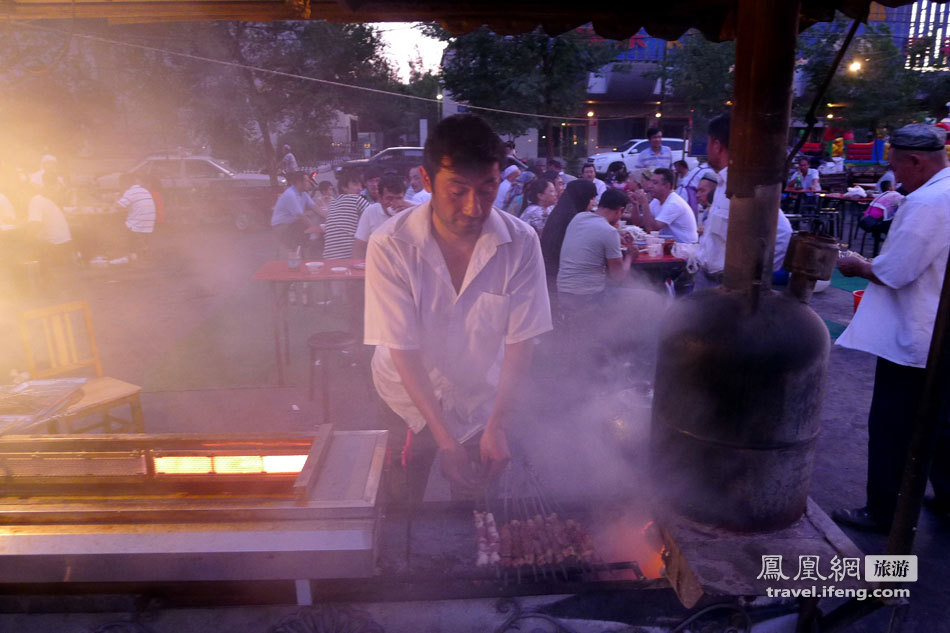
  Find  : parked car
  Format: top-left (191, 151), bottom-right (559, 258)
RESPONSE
top-left (337, 146), bottom-right (426, 179)
top-left (587, 138), bottom-right (698, 176)
top-left (95, 154), bottom-right (284, 230)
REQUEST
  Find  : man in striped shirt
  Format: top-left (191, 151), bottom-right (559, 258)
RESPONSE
top-left (116, 173), bottom-right (156, 258)
top-left (323, 168), bottom-right (369, 259)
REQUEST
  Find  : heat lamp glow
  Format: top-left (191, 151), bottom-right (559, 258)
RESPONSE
top-left (154, 454), bottom-right (308, 475)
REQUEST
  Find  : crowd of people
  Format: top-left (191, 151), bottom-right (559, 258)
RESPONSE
top-left (1, 156), bottom-right (161, 292)
top-left (273, 119), bottom-right (791, 310)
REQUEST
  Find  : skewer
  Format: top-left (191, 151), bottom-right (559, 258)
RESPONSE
top-left (519, 495), bottom-right (541, 582)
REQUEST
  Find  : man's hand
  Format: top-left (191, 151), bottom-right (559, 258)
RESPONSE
top-left (439, 441), bottom-right (479, 490)
top-left (837, 256), bottom-right (871, 278)
top-left (479, 425), bottom-right (511, 481)
top-left (630, 190), bottom-right (649, 207)
top-left (619, 230), bottom-right (634, 247)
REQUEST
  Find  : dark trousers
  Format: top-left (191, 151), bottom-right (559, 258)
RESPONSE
top-left (378, 399), bottom-right (481, 505)
top-left (866, 358), bottom-right (950, 522)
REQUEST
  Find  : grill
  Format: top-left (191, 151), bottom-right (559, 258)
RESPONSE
top-left (0, 427), bottom-right (387, 586)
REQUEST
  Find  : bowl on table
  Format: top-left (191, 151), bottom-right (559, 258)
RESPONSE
top-left (305, 261), bottom-right (324, 273)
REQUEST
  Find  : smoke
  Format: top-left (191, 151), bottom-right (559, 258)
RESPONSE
top-left (515, 278), bottom-right (673, 506)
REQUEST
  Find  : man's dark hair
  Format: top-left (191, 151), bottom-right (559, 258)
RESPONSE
top-left (316, 180), bottom-right (334, 194)
top-left (798, 156), bottom-right (811, 165)
top-left (364, 165), bottom-right (383, 181)
top-left (548, 158), bottom-right (562, 170)
top-left (338, 168), bottom-right (362, 189)
top-left (581, 163), bottom-right (596, 173)
top-left (423, 114), bottom-right (506, 185)
top-left (646, 127), bottom-right (662, 139)
top-left (674, 159), bottom-right (688, 170)
top-left (707, 114), bottom-right (731, 150)
top-left (653, 167), bottom-right (675, 187)
top-left (599, 188), bottom-right (628, 210)
top-left (379, 173), bottom-right (407, 196)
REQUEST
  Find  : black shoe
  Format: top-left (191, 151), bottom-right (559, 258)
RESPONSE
top-left (923, 497), bottom-right (950, 521)
top-left (831, 507), bottom-right (890, 533)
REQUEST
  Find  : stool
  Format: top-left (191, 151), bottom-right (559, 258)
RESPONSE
top-left (308, 331), bottom-right (358, 424)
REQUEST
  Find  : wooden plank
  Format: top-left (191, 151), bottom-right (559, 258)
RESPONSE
top-left (293, 424), bottom-right (333, 504)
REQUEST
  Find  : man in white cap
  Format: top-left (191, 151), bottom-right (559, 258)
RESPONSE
top-left (834, 123), bottom-right (950, 532)
top-left (493, 165), bottom-right (521, 209)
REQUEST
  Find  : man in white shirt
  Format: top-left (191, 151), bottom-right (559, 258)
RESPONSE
top-left (365, 114), bottom-right (552, 501)
top-left (405, 165), bottom-right (432, 205)
top-left (28, 174), bottom-right (73, 270)
top-left (675, 160), bottom-right (710, 215)
top-left (270, 171), bottom-right (319, 252)
top-left (634, 127), bottom-right (673, 170)
top-left (581, 163), bottom-right (607, 203)
top-left (631, 168), bottom-right (698, 243)
top-left (353, 173), bottom-right (413, 258)
top-left (115, 174), bottom-right (156, 257)
top-left (493, 165), bottom-right (521, 209)
top-left (787, 156), bottom-right (821, 191)
top-left (834, 123), bottom-right (950, 532)
top-left (278, 145), bottom-right (298, 175)
top-left (697, 114), bottom-right (791, 288)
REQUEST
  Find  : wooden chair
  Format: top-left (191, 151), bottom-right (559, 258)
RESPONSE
top-left (18, 301), bottom-right (145, 434)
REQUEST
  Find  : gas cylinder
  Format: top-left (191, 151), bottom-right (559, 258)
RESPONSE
top-left (650, 234), bottom-right (838, 531)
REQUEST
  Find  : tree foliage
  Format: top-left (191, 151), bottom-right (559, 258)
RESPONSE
top-left (647, 32), bottom-right (736, 128)
top-left (439, 26), bottom-right (624, 148)
top-left (0, 21), bottom-right (412, 169)
top-left (795, 17), bottom-right (924, 137)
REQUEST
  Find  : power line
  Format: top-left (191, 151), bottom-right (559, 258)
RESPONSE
top-left (6, 20), bottom-right (658, 122)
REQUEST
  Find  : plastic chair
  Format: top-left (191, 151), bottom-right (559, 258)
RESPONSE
top-left (307, 331), bottom-right (359, 425)
top-left (18, 301), bottom-right (145, 434)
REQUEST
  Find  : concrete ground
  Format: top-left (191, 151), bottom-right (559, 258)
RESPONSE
top-left (0, 221), bottom-right (947, 632)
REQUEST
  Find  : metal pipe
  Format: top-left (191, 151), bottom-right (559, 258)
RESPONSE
top-left (723, 0), bottom-right (801, 303)
top-left (887, 250), bottom-right (950, 555)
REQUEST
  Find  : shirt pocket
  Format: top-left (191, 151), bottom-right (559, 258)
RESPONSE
top-left (465, 292), bottom-right (510, 341)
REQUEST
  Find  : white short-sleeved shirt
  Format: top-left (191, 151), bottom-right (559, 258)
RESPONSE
top-left (774, 210), bottom-right (793, 272)
top-left (365, 202), bottom-right (553, 440)
top-left (406, 188), bottom-right (431, 205)
top-left (655, 191), bottom-right (698, 243)
top-left (836, 167), bottom-right (950, 368)
top-left (354, 202), bottom-right (395, 242)
top-left (592, 177), bottom-right (607, 203)
top-left (556, 211), bottom-right (622, 296)
top-left (118, 184), bottom-right (156, 233)
top-left (28, 194), bottom-right (71, 245)
top-left (700, 167), bottom-right (730, 274)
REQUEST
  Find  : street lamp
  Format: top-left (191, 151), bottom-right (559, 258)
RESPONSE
top-left (848, 60), bottom-right (862, 72)
top-left (586, 110), bottom-right (594, 118)
top-left (436, 92), bottom-right (443, 120)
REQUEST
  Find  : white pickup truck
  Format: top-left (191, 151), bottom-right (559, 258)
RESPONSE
top-left (588, 137), bottom-right (699, 176)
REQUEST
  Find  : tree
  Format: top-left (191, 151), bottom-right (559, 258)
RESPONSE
top-left (647, 32), bottom-right (736, 129)
top-left (438, 26), bottom-right (624, 156)
top-left (795, 18), bottom-right (924, 138)
top-left (0, 21), bottom-right (398, 171)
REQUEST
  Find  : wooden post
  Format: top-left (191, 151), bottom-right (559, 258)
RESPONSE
top-left (722, 0), bottom-right (801, 303)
